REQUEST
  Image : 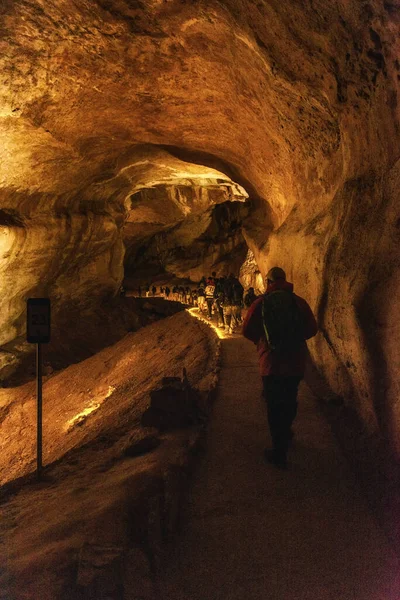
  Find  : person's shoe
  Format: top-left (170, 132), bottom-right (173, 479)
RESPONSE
top-left (264, 448), bottom-right (287, 469)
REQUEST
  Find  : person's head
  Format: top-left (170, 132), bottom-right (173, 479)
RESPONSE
top-left (211, 271), bottom-right (216, 278)
top-left (249, 287), bottom-right (254, 292)
top-left (266, 266), bottom-right (286, 285)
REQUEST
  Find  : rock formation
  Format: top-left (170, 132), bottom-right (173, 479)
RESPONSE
top-left (121, 147), bottom-right (249, 282)
top-left (1, 0), bottom-right (400, 456)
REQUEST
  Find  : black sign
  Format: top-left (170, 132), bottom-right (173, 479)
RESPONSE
top-left (27, 298), bottom-right (51, 344)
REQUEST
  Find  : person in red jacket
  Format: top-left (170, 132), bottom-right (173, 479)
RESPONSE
top-left (242, 266), bottom-right (318, 468)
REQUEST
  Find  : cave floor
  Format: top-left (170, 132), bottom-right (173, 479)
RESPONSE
top-left (156, 335), bottom-right (400, 600)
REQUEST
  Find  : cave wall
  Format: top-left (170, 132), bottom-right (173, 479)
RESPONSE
top-left (239, 249), bottom-right (264, 294)
top-left (0, 196), bottom-right (124, 346)
top-left (263, 162), bottom-right (400, 448)
top-left (1, 1), bottom-right (400, 454)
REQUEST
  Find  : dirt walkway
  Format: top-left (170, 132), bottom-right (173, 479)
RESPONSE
top-left (156, 335), bottom-right (400, 600)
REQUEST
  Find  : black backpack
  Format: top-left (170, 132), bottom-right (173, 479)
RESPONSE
top-left (262, 290), bottom-right (304, 353)
top-left (232, 280), bottom-right (244, 305)
top-left (244, 291), bottom-right (256, 308)
top-left (215, 278), bottom-right (224, 296)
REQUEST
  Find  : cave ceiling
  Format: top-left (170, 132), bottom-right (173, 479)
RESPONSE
top-left (2, 0), bottom-right (398, 224)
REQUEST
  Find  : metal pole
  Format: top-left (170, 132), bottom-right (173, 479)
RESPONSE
top-left (37, 342), bottom-right (42, 480)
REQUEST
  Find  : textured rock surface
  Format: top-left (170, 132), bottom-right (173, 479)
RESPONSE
top-left (0, 312), bottom-right (219, 600)
top-left (0, 0), bottom-right (400, 456)
top-left (122, 148), bottom-right (250, 282)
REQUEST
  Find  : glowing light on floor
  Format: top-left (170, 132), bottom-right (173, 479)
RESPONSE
top-left (65, 386), bottom-right (115, 431)
top-left (186, 307), bottom-right (229, 339)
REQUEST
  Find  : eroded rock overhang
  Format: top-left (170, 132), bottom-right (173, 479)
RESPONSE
top-left (120, 147), bottom-right (250, 282)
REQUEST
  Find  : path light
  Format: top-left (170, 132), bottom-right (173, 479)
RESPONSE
top-left (64, 385), bottom-right (115, 432)
top-left (186, 307), bottom-right (229, 339)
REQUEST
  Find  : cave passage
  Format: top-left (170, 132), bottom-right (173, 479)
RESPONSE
top-left (121, 157), bottom-right (255, 292)
top-left (2, 0), bottom-right (400, 597)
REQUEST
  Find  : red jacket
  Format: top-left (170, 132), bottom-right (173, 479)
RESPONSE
top-left (242, 280), bottom-right (318, 376)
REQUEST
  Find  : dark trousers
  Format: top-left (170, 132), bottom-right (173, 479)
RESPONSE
top-left (217, 301), bottom-right (225, 326)
top-left (206, 298), bottom-right (213, 317)
top-left (262, 375), bottom-right (302, 459)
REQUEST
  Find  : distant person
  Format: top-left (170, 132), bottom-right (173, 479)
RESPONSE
top-left (232, 277), bottom-right (244, 326)
top-left (152, 285), bottom-right (156, 296)
top-left (215, 276), bottom-right (226, 329)
top-left (242, 267), bottom-right (318, 468)
top-left (199, 276), bottom-right (207, 289)
top-left (205, 274), bottom-right (217, 319)
top-left (165, 286), bottom-right (171, 299)
top-left (244, 287), bottom-right (257, 309)
top-left (197, 286), bottom-right (206, 313)
top-left (223, 274), bottom-right (243, 334)
top-left (145, 283), bottom-right (150, 297)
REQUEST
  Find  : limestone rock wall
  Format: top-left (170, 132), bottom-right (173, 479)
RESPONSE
top-left (1, 1), bottom-right (400, 455)
top-left (0, 203), bottom-right (124, 346)
top-left (260, 165), bottom-right (400, 455)
top-left (239, 249), bottom-right (264, 295)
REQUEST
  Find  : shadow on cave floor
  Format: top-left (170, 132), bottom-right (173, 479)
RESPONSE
top-left (156, 336), bottom-right (400, 600)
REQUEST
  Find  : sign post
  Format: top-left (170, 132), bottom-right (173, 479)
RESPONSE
top-left (36, 341), bottom-right (43, 478)
top-left (27, 298), bottom-right (51, 481)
